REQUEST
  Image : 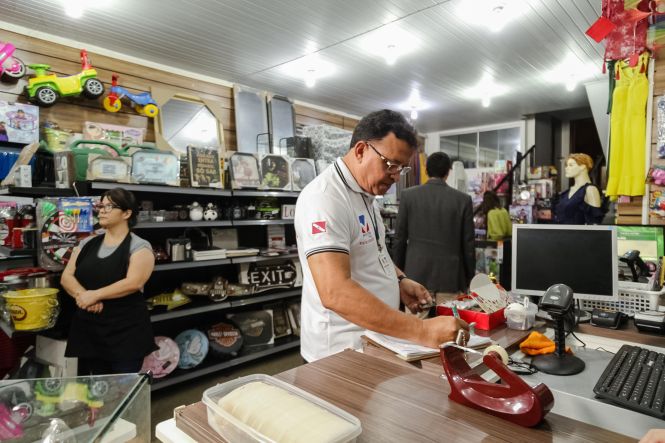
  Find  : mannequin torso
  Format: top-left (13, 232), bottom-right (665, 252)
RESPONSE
top-left (555, 155), bottom-right (604, 225)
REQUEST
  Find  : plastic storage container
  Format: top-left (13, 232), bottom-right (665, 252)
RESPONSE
top-left (202, 374), bottom-right (362, 443)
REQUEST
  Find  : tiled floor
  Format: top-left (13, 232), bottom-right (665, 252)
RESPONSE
top-left (150, 349), bottom-right (302, 442)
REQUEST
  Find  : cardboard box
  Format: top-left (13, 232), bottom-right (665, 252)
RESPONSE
top-left (436, 306), bottom-right (506, 331)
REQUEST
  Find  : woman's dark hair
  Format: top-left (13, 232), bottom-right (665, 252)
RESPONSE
top-left (349, 109), bottom-right (417, 149)
top-left (101, 188), bottom-right (138, 228)
top-left (479, 191), bottom-right (502, 215)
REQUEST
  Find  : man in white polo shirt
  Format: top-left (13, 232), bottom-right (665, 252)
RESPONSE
top-left (295, 109), bottom-right (467, 362)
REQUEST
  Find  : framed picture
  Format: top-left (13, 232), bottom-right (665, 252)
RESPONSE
top-left (260, 154), bottom-right (291, 190)
top-left (131, 149), bottom-right (180, 186)
top-left (86, 155), bottom-right (131, 183)
top-left (187, 146), bottom-right (223, 188)
top-left (229, 152), bottom-right (261, 189)
top-left (290, 158), bottom-right (316, 191)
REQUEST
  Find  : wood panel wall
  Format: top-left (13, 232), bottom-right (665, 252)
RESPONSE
top-left (0, 29), bottom-right (358, 151)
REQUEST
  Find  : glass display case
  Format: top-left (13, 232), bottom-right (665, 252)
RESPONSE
top-left (0, 373), bottom-right (150, 442)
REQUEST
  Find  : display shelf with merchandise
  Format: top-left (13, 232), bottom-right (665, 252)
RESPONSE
top-left (86, 181), bottom-right (233, 197)
top-left (153, 259), bottom-right (232, 272)
top-left (151, 336), bottom-right (300, 391)
top-left (135, 221), bottom-right (233, 229)
top-left (149, 289), bottom-right (300, 322)
top-left (230, 253), bottom-right (298, 264)
top-left (0, 245), bottom-right (36, 257)
top-left (232, 190), bottom-right (299, 198)
top-left (232, 219), bottom-right (294, 226)
top-left (0, 186), bottom-right (76, 197)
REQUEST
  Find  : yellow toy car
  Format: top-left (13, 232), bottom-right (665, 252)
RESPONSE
top-left (26, 49), bottom-right (104, 107)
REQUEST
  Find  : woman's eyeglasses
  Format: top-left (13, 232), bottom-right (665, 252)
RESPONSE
top-left (96, 203), bottom-right (121, 213)
top-left (366, 141), bottom-right (412, 176)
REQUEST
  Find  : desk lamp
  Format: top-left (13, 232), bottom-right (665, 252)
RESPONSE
top-left (531, 283), bottom-right (585, 376)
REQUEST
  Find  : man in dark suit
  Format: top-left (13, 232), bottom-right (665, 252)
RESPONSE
top-left (393, 152), bottom-right (475, 305)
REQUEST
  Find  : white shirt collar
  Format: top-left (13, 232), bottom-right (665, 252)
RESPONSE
top-left (334, 158), bottom-right (374, 198)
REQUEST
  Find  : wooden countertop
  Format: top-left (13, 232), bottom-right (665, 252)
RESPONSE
top-left (177, 349), bottom-right (632, 442)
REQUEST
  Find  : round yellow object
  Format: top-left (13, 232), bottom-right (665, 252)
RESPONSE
top-left (3, 288), bottom-right (59, 331)
top-left (143, 104), bottom-right (159, 118)
top-left (103, 96), bottom-right (121, 113)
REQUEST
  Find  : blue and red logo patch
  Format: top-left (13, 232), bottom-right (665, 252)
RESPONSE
top-left (358, 214), bottom-right (370, 234)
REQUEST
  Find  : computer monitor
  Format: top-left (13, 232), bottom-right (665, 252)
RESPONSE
top-left (615, 225), bottom-right (665, 263)
top-left (511, 224), bottom-right (618, 302)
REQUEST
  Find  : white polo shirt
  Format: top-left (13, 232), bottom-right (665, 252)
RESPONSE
top-left (294, 158), bottom-right (399, 362)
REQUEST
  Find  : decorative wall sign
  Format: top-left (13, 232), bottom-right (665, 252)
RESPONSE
top-left (229, 152), bottom-right (261, 189)
top-left (260, 154), bottom-right (291, 190)
top-left (238, 259), bottom-right (303, 293)
top-left (187, 146), bottom-right (222, 188)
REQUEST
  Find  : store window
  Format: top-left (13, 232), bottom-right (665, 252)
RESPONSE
top-left (440, 132), bottom-right (477, 168)
top-left (439, 125), bottom-right (522, 168)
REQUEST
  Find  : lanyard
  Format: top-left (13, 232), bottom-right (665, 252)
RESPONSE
top-left (361, 196), bottom-right (382, 252)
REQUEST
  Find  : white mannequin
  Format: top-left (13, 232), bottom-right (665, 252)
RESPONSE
top-left (565, 154), bottom-right (601, 208)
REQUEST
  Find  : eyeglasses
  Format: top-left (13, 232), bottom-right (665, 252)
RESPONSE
top-left (96, 203), bottom-right (122, 213)
top-left (366, 141), bottom-right (412, 176)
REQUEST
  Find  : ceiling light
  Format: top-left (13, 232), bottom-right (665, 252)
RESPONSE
top-left (304, 69), bottom-right (316, 88)
top-left (457, 0), bottom-right (522, 33)
top-left (465, 73), bottom-right (508, 107)
top-left (544, 55), bottom-right (597, 91)
top-left (64, 1), bottom-right (85, 18)
top-left (410, 109), bottom-right (418, 120)
top-left (385, 45), bottom-right (398, 66)
top-left (280, 54), bottom-right (335, 87)
top-left (359, 25), bottom-right (419, 65)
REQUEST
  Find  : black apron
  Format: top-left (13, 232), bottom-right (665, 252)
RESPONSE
top-left (65, 233), bottom-right (156, 361)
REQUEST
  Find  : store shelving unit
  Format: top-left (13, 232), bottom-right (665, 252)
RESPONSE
top-left (1, 183), bottom-right (304, 386)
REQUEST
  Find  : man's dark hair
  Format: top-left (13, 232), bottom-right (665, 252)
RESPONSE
top-left (426, 152), bottom-right (452, 178)
top-left (102, 187), bottom-right (138, 228)
top-left (349, 109), bottom-right (417, 149)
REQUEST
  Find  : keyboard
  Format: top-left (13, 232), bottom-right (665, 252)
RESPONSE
top-left (593, 344), bottom-right (665, 419)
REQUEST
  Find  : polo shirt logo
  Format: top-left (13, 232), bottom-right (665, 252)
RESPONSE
top-left (311, 221), bottom-right (327, 234)
top-left (358, 214), bottom-right (370, 234)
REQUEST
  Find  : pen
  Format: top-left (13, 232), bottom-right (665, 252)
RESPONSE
top-left (452, 304), bottom-right (460, 319)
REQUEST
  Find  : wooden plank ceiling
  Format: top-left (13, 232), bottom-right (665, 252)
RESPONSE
top-left (0, 0), bottom-right (604, 132)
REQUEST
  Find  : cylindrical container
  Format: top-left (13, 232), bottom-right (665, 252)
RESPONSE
top-left (2, 288), bottom-right (59, 331)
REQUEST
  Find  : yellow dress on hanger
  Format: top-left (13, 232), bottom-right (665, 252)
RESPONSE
top-left (606, 52), bottom-right (649, 199)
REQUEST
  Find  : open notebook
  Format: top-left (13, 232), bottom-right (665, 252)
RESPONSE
top-left (364, 330), bottom-right (492, 362)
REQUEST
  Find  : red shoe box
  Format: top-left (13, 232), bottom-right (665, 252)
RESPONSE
top-left (436, 306), bottom-right (506, 331)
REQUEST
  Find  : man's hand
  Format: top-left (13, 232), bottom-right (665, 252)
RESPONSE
top-left (399, 278), bottom-right (432, 313)
top-left (76, 290), bottom-right (100, 309)
top-left (86, 302), bottom-right (104, 314)
top-left (417, 316), bottom-right (468, 349)
top-left (640, 429), bottom-right (665, 443)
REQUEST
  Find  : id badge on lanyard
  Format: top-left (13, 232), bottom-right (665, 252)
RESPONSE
top-left (362, 196), bottom-right (392, 274)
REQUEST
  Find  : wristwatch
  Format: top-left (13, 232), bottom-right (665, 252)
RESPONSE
top-left (397, 274), bottom-right (407, 284)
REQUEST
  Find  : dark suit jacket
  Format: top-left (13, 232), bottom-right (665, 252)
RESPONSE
top-left (393, 178), bottom-right (475, 292)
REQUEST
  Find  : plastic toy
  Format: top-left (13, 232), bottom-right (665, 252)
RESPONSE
top-left (25, 49), bottom-right (104, 107)
top-left (103, 74), bottom-right (159, 117)
top-left (0, 42), bottom-right (26, 82)
top-left (649, 167), bottom-right (665, 186)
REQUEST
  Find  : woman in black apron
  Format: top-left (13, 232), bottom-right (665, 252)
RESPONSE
top-left (61, 188), bottom-right (156, 375)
